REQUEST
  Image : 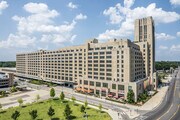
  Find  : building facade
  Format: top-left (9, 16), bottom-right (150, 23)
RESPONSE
top-left (16, 17), bottom-right (156, 101)
top-left (0, 73), bottom-right (14, 88)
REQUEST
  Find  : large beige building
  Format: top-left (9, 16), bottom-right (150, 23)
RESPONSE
top-left (16, 17), bottom-right (157, 101)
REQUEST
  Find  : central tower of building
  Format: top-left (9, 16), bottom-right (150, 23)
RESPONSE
top-left (134, 16), bottom-right (155, 88)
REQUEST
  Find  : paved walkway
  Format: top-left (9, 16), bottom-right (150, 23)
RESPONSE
top-left (0, 88), bottom-right (49, 109)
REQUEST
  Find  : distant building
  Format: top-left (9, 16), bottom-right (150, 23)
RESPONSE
top-left (0, 73), bottom-right (14, 88)
top-left (16, 17), bottom-right (157, 102)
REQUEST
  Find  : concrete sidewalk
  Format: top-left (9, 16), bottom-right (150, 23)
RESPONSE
top-left (0, 88), bottom-right (49, 109)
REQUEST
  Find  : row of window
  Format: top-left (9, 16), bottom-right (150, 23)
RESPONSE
top-left (82, 80), bottom-right (125, 90)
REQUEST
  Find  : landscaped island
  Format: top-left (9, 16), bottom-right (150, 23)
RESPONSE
top-left (0, 99), bottom-right (111, 120)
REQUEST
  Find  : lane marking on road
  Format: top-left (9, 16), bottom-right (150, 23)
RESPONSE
top-left (174, 80), bottom-right (177, 96)
top-left (157, 104), bottom-right (173, 120)
top-left (169, 104), bottom-right (180, 120)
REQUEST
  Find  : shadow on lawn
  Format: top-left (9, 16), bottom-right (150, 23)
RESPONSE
top-left (74, 103), bottom-right (79, 106)
top-left (0, 110), bottom-right (6, 114)
top-left (51, 118), bottom-right (60, 120)
top-left (70, 115), bottom-right (77, 119)
top-left (39, 101), bottom-right (44, 104)
top-left (22, 105), bottom-right (27, 108)
top-left (63, 101), bottom-right (68, 103)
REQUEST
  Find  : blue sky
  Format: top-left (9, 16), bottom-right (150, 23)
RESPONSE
top-left (0, 0), bottom-right (179, 61)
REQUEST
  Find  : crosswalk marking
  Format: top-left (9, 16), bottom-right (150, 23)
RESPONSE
top-left (120, 112), bottom-right (125, 115)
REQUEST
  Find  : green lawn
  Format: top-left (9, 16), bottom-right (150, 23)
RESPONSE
top-left (0, 99), bottom-right (111, 120)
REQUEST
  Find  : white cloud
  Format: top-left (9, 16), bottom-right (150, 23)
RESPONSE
top-left (0, 2), bottom-right (78, 48)
top-left (75, 13), bottom-right (87, 20)
top-left (68, 2), bottom-right (78, 9)
top-left (170, 44), bottom-right (180, 51)
top-left (170, 0), bottom-right (180, 5)
top-left (159, 45), bottom-right (168, 50)
top-left (40, 33), bottom-right (76, 44)
top-left (155, 33), bottom-right (175, 40)
top-left (98, 2), bottom-right (180, 40)
top-left (103, 3), bottom-right (124, 24)
top-left (124, 0), bottom-right (135, 8)
top-left (131, 3), bottom-right (180, 23)
top-left (0, 33), bottom-right (36, 48)
top-left (0, 1), bottom-right (8, 14)
top-left (12, 3), bottom-right (59, 34)
top-left (177, 31), bottom-right (180, 37)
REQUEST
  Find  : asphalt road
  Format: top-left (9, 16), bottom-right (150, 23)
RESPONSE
top-left (135, 69), bottom-right (180, 120)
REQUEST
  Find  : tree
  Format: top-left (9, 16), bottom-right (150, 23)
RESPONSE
top-left (47, 106), bottom-right (55, 119)
top-left (29, 109), bottom-right (38, 120)
top-left (11, 110), bottom-right (20, 120)
top-left (71, 96), bottom-right (76, 105)
top-left (64, 104), bottom-right (72, 120)
top-left (60, 92), bottom-right (65, 102)
top-left (84, 100), bottom-right (88, 108)
top-left (127, 89), bottom-right (135, 103)
top-left (11, 86), bottom-right (17, 93)
top-left (50, 88), bottom-right (55, 98)
top-left (80, 105), bottom-right (85, 113)
top-left (17, 98), bottom-right (23, 106)
top-left (98, 103), bottom-right (102, 112)
top-left (36, 94), bottom-right (40, 102)
top-left (1, 91), bottom-right (6, 97)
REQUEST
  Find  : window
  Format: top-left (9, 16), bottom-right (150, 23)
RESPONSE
top-left (128, 86), bottom-right (132, 90)
top-left (144, 25), bottom-right (147, 33)
top-left (106, 51), bottom-right (111, 54)
top-left (106, 73), bottom-right (111, 76)
top-left (107, 64), bottom-right (111, 67)
top-left (103, 83), bottom-right (108, 88)
top-left (112, 84), bottom-right (116, 90)
top-left (94, 68), bottom-right (98, 71)
top-left (84, 80), bottom-right (88, 85)
top-left (90, 81), bottom-right (94, 86)
top-left (100, 56), bottom-right (105, 59)
top-left (108, 46), bottom-right (113, 49)
top-left (100, 52), bottom-right (104, 55)
top-left (101, 47), bottom-right (106, 50)
top-left (143, 44), bottom-right (146, 48)
top-left (106, 56), bottom-right (111, 59)
top-left (94, 52), bottom-right (98, 55)
top-left (94, 72), bottom-right (98, 75)
top-left (107, 77), bottom-right (111, 80)
top-left (96, 82), bottom-right (101, 87)
top-left (118, 85), bottom-right (124, 90)
top-left (100, 64), bottom-right (105, 67)
top-left (106, 60), bottom-right (111, 63)
top-left (100, 73), bottom-right (104, 75)
top-left (95, 48), bottom-right (99, 50)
